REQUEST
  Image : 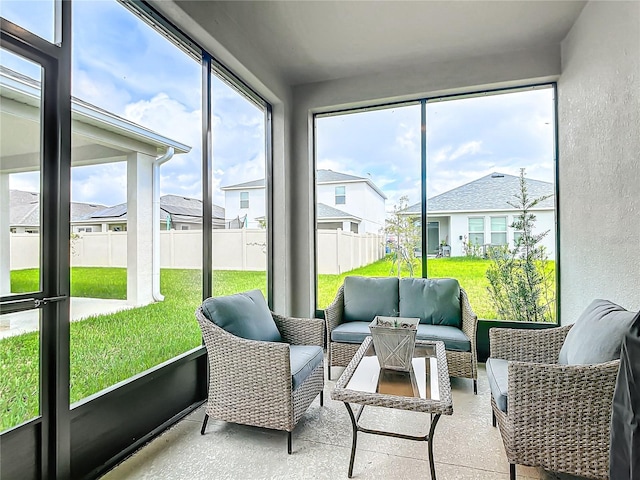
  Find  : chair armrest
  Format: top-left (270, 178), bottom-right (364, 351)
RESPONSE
top-left (490, 324), bottom-right (572, 363)
top-left (460, 288), bottom-right (478, 351)
top-left (272, 312), bottom-right (324, 347)
top-left (324, 284), bottom-right (345, 340)
top-left (506, 359), bottom-right (620, 459)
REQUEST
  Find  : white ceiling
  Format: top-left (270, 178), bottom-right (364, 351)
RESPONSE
top-left (173, 0), bottom-right (586, 86)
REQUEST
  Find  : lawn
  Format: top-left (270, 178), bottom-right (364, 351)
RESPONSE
top-left (1, 258), bottom-right (554, 431)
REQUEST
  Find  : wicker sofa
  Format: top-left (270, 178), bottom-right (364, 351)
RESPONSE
top-left (195, 290), bottom-right (324, 454)
top-left (487, 299), bottom-right (637, 480)
top-left (325, 276), bottom-right (478, 392)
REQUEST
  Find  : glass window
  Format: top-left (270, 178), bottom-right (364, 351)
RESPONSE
top-left (0, 49), bottom-right (44, 432)
top-left (315, 104), bottom-right (421, 311)
top-left (468, 217), bottom-right (485, 245)
top-left (69, 0), bottom-right (202, 404)
top-left (490, 216), bottom-right (507, 245)
top-left (0, 0), bottom-right (56, 43)
top-left (240, 191), bottom-right (249, 209)
top-left (212, 73), bottom-right (267, 298)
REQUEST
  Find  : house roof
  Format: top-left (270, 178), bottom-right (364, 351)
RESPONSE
top-left (404, 172), bottom-right (554, 214)
top-left (86, 195), bottom-right (225, 224)
top-left (9, 190), bottom-right (107, 227)
top-left (221, 169), bottom-right (387, 199)
top-left (317, 203), bottom-right (361, 222)
top-left (9, 190), bottom-right (225, 227)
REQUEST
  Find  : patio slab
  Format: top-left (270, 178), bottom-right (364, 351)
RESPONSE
top-left (100, 364), bottom-right (591, 480)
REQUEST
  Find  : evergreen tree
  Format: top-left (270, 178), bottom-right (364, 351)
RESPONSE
top-left (486, 169), bottom-right (556, 322)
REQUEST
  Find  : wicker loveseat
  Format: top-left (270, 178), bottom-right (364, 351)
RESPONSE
top-left (195, 290), bottom-right (325, 454)
top-left (487, 299), bottom-right (637, 480)
top-left (325, 276), bottom-right (478, 392)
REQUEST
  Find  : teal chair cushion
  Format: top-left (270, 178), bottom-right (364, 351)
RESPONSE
top-left (486, 357), bottom-right (509, 412)
top-left (399, 278), bottom-right (461, 327)
top-left (558, 299), bottom-right (637, 365)
top-left (343, 276), bottom-right (399, 322)
top-left (416, 324), bottom-right (470, 352)
top-left (330, 321), bottom-right (470, 352)
top-left (201, 289), bottom-right (282, 343)
top-left (290, 345), bottom-right (323, 390)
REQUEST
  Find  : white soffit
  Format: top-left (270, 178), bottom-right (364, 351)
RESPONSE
top-left (171, 0), bottom-right (586, 86)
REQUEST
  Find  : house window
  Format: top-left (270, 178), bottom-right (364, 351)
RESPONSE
top-left (335, 186), bottom-right (346, 205)
top-left (490, 217), bottom-right (507, 245)
top-left (78, 227), bottom-right (92, 233)
top-left (468, 217), bottom-right (485, 245)
top-left (181, 225), bottom-right (189, 231)
top-left (513, 231), bottom-right (523, 245)
top-left (240, 191), bottom-right (249, 209)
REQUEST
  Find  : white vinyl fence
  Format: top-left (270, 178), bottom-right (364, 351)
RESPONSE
top-left (10, 230), bottom-right (384, 274)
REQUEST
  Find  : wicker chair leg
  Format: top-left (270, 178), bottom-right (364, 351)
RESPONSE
top-left (492, 411), bottom-right (496, 427)
top-left (510, 463), bottom-right (516, 480)
top-left (200, 414), bottom-right (209, 435)
top-left (320, 390), bottom-right (324, 406)
top-left (287, 431), bottom-right (292, 454)
top-left (473, 379), bottom-right (477, 394)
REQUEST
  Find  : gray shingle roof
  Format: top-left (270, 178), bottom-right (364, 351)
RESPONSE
top-left (317, 203), bottom-right (360, 220)
top-left (9, 190), bottom-right (225, 227)
top-left (9, 190), bottom-right (107, 226)
top-left (221, 170), bottom-right (387, 199)
top-left (86, 195), bottom-right (225, 222)
top-left (404, 172), bottom-right (554, 213)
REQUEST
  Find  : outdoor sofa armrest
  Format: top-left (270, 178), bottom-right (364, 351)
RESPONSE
top-left (490, 324), bottom-right (572, 363)
top-left (324, 284), bottom-right (345, 338)
top-left (196, 308), bottom-right (294, 411)
top-left (460, 288), bottom-right (478, 351)
top-left (506, 359), bottom-right (620, 469)
top-left (272, 312), bottom-right (324, 347)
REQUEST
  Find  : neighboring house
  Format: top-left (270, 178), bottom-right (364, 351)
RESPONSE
top-left (221, 169), bottom-right (387, 233)
top-left (403, 172), bottom-right (556, 259)
top-left (9, 191), bottom-right (224, 232)
top-left (9, 189), bottom-right (107, 233)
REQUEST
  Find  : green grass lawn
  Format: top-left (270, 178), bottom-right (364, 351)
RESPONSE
top-left (1, 258), bottom-right (554, 431)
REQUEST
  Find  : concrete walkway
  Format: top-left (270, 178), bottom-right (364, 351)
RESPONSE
top-left (0, 297), bottom-right (132, 339)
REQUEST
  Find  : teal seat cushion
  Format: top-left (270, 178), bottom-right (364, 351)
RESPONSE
top-left (486, 357), bottom-right (509, 413)
top-left (558, 299), bottom-right (637, 365)
top-left (416, 324), bottom-right (470, 352)
top-left (201, 289), bottom-right (282, 343)
top-left (290, 345), bottom-right (323, 390)
top-left (331, 321), bottom-right (470, 352)
top-left (399, 278), bottom-right (461, 327)
top-left (331, 321), bottom-right (370, 343)
top-left (344, 276), bottom-right (399, 322)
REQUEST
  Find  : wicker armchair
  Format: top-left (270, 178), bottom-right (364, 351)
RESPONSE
top-left (195, 306), bottom-right (325, 454)
top-left (488, 325), bottom-right (620, 480)
top-left (325, 282), bottom-right (478, 391)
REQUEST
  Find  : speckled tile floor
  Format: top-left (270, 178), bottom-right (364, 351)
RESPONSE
top-left (101, 364), bottom-right (588, 480)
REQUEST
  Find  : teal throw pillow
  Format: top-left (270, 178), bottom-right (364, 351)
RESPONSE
top-left (201, 289), bottom-right (282, 342)
top-left (558, 299), bottom-right (636, 365)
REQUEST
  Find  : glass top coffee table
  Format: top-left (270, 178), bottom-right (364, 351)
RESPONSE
top-left (331, 336), bottom-right (453, 479)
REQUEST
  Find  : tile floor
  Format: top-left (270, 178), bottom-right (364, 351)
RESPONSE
top-left (101, 364), bottom-right (587, 480)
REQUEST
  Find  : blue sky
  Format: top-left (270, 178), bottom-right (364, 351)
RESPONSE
top-left (3, 0), bottom-right (554, 212)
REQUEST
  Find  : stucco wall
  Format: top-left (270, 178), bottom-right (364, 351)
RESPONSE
top-left (558, 1), bottom-right (640, 322)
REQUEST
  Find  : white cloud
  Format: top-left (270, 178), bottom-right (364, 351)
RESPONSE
top-left (450, 141), bottom-right (482, 161)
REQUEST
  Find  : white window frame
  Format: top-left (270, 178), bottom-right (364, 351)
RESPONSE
top-left (240, 191), bottom-right (249, 209)
top-left (468, 217), bottom-right (485, 245)
top-left (490, 216), bottom-right (507, 246)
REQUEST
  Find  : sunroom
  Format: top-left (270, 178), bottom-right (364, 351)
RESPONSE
top-left (0, 1), bottom-right (638, 479)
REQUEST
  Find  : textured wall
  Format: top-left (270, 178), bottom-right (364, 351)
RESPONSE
top-left (558, 1), bottom-right (640, 323)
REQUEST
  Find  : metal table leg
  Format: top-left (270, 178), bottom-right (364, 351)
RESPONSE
top-left (343, 402), bottom-right (443, 479)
